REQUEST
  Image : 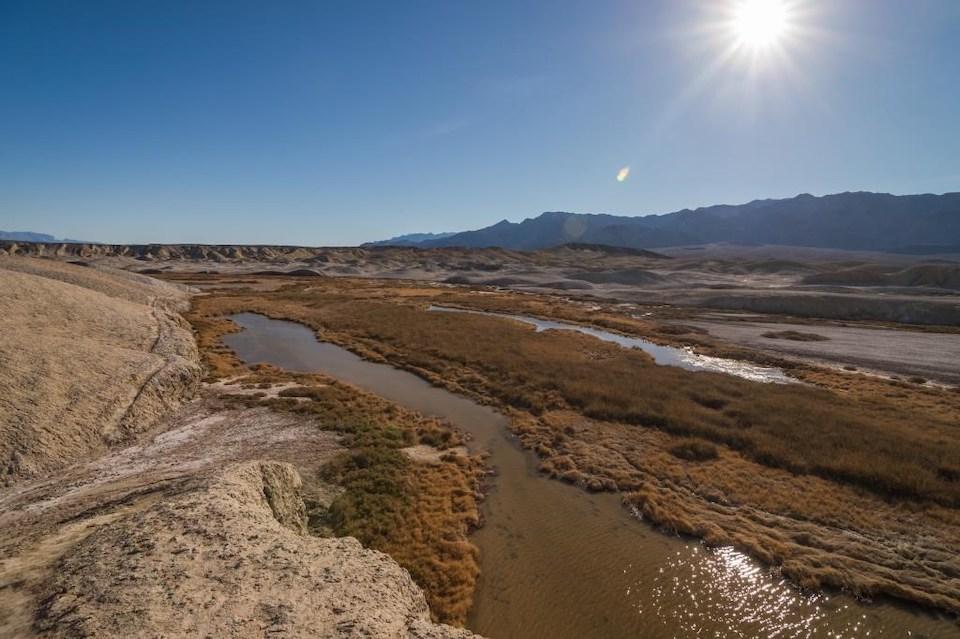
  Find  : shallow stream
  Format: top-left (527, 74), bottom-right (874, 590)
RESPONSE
top-left (428, 305), bottom-right (795, 384)
top-left (225, 312), bottom-right (954, 638)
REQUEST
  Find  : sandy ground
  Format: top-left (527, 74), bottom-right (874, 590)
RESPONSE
top-left (689, 320), bottom-right (960, 384)
top-left (402, 444), bottom-right (469, 464)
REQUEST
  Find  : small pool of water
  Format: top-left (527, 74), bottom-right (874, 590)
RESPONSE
top-left (428, 305), bottom-right (795, 384)
top-left (224, 312), bottom-right (956, 638)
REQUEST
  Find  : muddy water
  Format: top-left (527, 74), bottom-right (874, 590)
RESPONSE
top-left (225, 312), bottom-right (955, 638)
top-left (428, 305), bottom-right (795, 384)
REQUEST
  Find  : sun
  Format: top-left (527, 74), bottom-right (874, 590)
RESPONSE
top-left (731, 0), bottom-right (790, 49)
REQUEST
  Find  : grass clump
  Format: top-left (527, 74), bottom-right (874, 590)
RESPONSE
top-left (761, 330), bottom-right (830, 342)
top-left (187, 337), bottom-right (483, 629)
top-left (319, 415), bottom-right (481, 625)
top-left (669, 438), bottom-right (719, 462)
top-left (322, 428), bottom-right (414, 547)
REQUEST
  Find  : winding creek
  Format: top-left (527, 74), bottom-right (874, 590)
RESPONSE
top-left (225, 312), bottom-right (955, 638)
top-left (428, 305), bottom-right (795, 384)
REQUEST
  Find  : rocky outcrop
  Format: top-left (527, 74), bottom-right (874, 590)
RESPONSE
top-left (32, 461), bottom-right (477, 638)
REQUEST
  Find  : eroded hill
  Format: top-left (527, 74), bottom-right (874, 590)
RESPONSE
top-left (0, 258), bottom-right (481, 639)
top-left (0, 257), bottom-right (200, 481)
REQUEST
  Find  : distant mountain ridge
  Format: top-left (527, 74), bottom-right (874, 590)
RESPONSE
top-left (373, 192), bottom-right (960, 253)
top-left (364, 231), bottom-right (456, 247)
top-left (0, 231), bottom-right (88, 243)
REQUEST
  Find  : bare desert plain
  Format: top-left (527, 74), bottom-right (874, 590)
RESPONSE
top-left (2, 241), bottom-right (959, 638)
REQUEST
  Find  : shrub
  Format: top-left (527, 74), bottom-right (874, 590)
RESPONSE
top-left (669, 439), bottom-right (719, 462)
top-left (761, 330), bottom-right (830, 342)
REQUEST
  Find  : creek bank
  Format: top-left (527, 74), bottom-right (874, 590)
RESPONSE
top-left (224, 311), bottom-right (960, 638)
top-left (428, 304), bottom-right (795, 383)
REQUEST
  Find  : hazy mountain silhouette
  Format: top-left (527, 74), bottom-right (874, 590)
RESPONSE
top-left (0, 231), bottom-right (88, 243)
top-left (365, 231), bottom-right (456, 247)
top-left (383, 192), bottom-right (960, 253)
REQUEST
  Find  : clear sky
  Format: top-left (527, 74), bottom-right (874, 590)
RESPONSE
top-left (2, 0), bottom-right (959, 245)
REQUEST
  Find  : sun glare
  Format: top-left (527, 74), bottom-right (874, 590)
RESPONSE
top-left (732, 0), bottom-right (790, 49)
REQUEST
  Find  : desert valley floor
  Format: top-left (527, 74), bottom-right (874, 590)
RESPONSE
top-left (1, 242), bottom-right (959, 638)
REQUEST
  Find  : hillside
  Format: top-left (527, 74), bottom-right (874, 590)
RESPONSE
top-left (0, 257), bottom-right (200, 481)
top-left (398, 192), bottom-right (960, 252)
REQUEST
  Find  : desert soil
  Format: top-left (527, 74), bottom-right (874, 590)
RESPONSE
top-left (688, 319), bottom-right (960, 384)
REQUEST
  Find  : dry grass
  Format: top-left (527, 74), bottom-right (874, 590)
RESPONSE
top-left (523, 408), bottom-right (960, 614)
top-left (186, 308), bottom-right (484, 626)
top-left (180, 274), bottom-right (960, 615)
top-left (668, 438), bottom-right (719, 461)
top-left (187, 278), bottom-right (960, 506)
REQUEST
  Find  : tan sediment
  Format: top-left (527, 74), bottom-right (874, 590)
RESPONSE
top-left (403, 444), bottom-right (469, 464)
top-left (29, 460), bottom-right (475, 639)
top-left (0, 257), bottom-right (201, 482)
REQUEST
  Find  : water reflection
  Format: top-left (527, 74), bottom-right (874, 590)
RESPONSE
top-left (428, 305), bottom-right (795, 383)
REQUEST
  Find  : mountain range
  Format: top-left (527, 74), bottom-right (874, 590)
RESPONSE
top-left (367, 192), bottom-right (960, 253)
top-left (0, 231), bottom-right (87, 243)
top-left (366, 231), bottom-right (456, 247)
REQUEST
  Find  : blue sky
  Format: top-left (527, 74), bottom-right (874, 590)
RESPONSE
top-left (2, 0), bottom-right (959, 245)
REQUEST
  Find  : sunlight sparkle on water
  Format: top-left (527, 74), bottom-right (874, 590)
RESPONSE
top-left (626, 544), bottom-right (899, 638)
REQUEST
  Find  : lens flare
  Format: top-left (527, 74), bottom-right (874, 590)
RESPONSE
top-left (732, 0), bottom-right (790, 49)
top-left (616, 166), bottom-right (630, 182)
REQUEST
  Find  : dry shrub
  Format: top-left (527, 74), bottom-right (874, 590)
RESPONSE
top-left (938, 465), bottom-right (960, 483)
top-left (669, 439), bottom-right (719, 462)
top-left (761, 330), bottom-right (830, 341)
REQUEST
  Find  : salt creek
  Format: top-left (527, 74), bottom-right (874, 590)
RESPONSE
top-left (225, 312), bottom-right (953, 638)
